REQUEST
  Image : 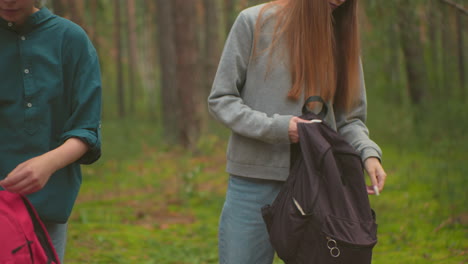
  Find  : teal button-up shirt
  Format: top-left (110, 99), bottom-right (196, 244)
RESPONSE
top-left (0, 8), bottom-right (102, 223)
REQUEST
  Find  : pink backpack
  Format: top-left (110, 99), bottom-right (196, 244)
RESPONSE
top-left (0, 191), bottom-right (60, 264)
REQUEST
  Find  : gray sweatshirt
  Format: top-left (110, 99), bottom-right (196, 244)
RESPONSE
top-left (208, 4), bottom-right (382, 181)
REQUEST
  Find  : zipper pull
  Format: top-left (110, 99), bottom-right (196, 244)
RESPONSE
top-left (326, 236), bottom-right (341, 257)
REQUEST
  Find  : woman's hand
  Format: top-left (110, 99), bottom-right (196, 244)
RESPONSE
top-left (364, 157), bottom-right (387, 195)
top-left (288, 116), bottom-right (312, 143)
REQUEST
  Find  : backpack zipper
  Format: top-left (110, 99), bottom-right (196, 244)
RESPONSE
top-left (11, 240), bottom-right (33, 254)
top-left (325, 235), bottom-right (376, 250)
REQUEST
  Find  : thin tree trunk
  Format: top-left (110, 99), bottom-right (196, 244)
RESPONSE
top-left (225, 0), bottom-right (236, 34)
top-left (441, 4), bottom-right (459, 98)
top-left (68, 0), bottom-right (84, 27)
top-left (392, 24), bottom-right (403, 103)
top-left (439, 0), bottom-right (451, 98)
top-left (127, 0), bottom-right (138, 114)
top-left (456, 11), bottom-right (465, 97)
top-left (89, 0), bottom-right (99, 51)
top-left (174, 0), bottom-right (200, 147)
top-left (203, 0), bottom-right (221, 93)
top-left (248, 0), bottom-right (264, 6)
top-left (156, 0), bottom-right (179, 141)
top-left (195, 1), bottom-right (208, 127)
top-left (139, 0), bottom-right (157, 118)
top-left (397, 3), bottom-right (427, 104)
top-left (115, 0), bottom-right (125, 118)
top-left (51, 0), bottom-right (67, 17)
top-left (428, 0), bottom-right (441, 97)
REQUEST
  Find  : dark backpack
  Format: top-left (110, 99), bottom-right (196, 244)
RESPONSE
top-left (262, 97), bottom-right (377, 264)
top-left (0, 191), bottom-right (60, 264)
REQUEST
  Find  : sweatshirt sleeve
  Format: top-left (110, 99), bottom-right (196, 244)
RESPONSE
top-left (335, 61), bottom-right (382, 162)
top-left (207, 11), bottom-right (292, 145)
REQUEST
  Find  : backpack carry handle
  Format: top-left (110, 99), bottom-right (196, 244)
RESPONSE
top-left (302, 96), bottom-right (328, 119)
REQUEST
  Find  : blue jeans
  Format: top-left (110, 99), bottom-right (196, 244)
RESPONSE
top-left (44, 221), bottom-right (68, 263)
top-left (219, 175), bottom-right (283, 264)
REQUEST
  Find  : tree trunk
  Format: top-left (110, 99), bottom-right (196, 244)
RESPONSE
top-left (428, 0), bottom-right (443, 98)
top-left (397, 3), bottom-right (427, 104)
top-left (51, 0), bottom-right (67, 17)
top-left (156, 0), bottom-right (179, 142)
top-left (127, 0), bottom-right (138, 114)
top-left (89, 0), bottom-right (99, 51)
top-left (456, 11), bottom-right (465, 97)
top-left (203, 0), bottom-right (222, 93)
top-left (138, 0), bottom-right (157, 118)
top-left (248, 0), bottom-right (264, 6)
top-left (174, 0), bottom-right (200, 147)
top-left (115, 0), bottom-right (125, 118)
top-left (239, 0), bottom-right (248, 8)
top-left (388, 22), bottom-right (403, 103)
top-left (225, 0), bottom-right (236, 34)
top-left (441, 4), bottom-right (459, 98)
top-left (68, 0), bottom-right (84, 28)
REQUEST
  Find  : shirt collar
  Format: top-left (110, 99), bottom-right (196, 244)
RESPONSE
top-left (0, 7), bottom-right (55, 33)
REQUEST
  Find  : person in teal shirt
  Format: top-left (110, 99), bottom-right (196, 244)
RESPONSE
top-left (0, 0), bottom-right (102, 261)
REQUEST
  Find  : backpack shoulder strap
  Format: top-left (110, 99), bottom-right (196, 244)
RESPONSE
top-left (302, 96), bottom-right (328, 119)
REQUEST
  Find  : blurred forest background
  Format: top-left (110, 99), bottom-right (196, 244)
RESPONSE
top-left (42, 0), bottom-right (467, 263)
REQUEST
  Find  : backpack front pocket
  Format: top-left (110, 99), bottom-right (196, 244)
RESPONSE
top-left (0, 212), bottom-right (32, 262)
top-left (295, 214), bottom-right (377, 264)
top-left (261, 191), bottom-right (314, 262)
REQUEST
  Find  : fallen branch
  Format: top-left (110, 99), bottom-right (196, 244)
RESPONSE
top-left (434, 212), bottom-right (468, 232)
top-left (440, 0), bottom-right (468, 15)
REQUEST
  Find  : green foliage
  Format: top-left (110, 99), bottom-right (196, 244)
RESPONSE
top-left (64, 118), bottom-right (466, 263)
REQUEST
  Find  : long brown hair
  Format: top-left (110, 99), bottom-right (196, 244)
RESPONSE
top-left (253, 0), bottom-right (361, 110)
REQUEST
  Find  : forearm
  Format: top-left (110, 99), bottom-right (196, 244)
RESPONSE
top-left (0, 138), bottom-right (89, 194)
top-left (208, 95), bottom-right (293, 144)
top-left (43, 138), bottom-right (89, 172)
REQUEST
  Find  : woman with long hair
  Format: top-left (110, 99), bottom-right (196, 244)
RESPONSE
top-left (208, 0), bottom-right (387, 263)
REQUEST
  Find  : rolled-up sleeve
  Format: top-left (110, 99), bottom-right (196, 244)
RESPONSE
top-left (60, 26), bottom-right (102, 164)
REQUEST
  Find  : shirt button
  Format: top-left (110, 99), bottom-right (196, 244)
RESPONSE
top-left (27, 103), bottom-right (32, 108)
top-left (7, 22), bottom-right (13, 27)
top-left (21, 36), bottom-right (26, 41)
top-left (24, 69), bottom-right (30, 74)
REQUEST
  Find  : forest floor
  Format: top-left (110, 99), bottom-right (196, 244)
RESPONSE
top-left (65, 119), bottom-right (467, 264)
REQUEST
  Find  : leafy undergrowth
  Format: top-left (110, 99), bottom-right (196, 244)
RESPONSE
top-left (65, 119), bottom-right (467, 264)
